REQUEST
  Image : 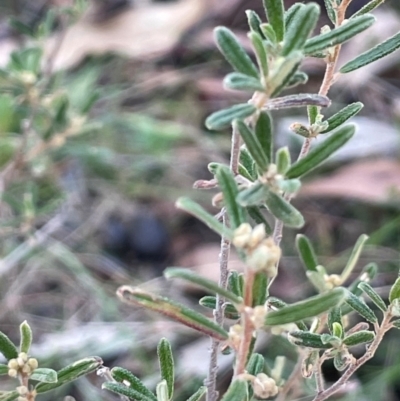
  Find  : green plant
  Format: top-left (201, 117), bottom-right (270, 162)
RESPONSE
top-left (0, 321), bottom-right (102, 401)
top-left (104, 1), bottom-right (400, 401)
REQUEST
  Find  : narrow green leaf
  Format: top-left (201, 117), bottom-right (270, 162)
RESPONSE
top-left (186, 387), bottom-right (207, 401)
top-left (246, 10), bottom-right (264, 37)
top-left (199, 296), bottom-right (240, 319)
top-left (255, 111), bottom-right (273, 162)
top-left (328, 307), bottom-right (342, 334)
top-left (334, 352), bottom-right (350, 371)
top-left (389, 277), bottom-right (400, 303)
top-left (276, 147), bottom-right (291, 175)
top-left (284, 4), bottom-right (304, 30)
top-left (103, 382), bottom-right (155, 401)
top-left (304, 14), bottom-right (375, 55)
top-left (0, 332), bottom-right (18, 361)
top-left (220, 380), bottom-right (248, 401)
top-left (358, 282), bottom-right (387, 312)
top-left (158, 339), bottom-right (174, 400)
top-left (240, 147), bottom-right (257, 180)
top-left (206, 104), bottom-right (256, 131)
top-left (262, 0), bottom-right (285, 42)
top-left (345, 292), bottom-right (377, 324)
top-left (224, 72), bottom-right (265, 92)
top-left (246, 353), bottom-right (264, 398)
top-left (296, 234), bottom-right (319, 272)
top-left (260, 23), bottom-right (277, 44)
top-left (320, 333), bottom-right (341, 347)
top-left (239, 164), bottom-right (254, 181)
top-left (341, 234), bottom-right (369, 284)
top-left (247, 206), bottom-right (272, 234)
top-left (30, 368), bottom-right (58, 383)
top-left (117, 287), bottom-right (229, 341)
top-left (340, 32), bottom-right (400, 74)
top-left (286, 124), bottom-right (355, 179)
top-left (321, 102), bottom-right (363, 133)
top-left (263, 188), bottom-right (304, 228)
top-left (157, 380), bottom-right (169, 401)
top-left (0, 364), bottom-right (9, 375)
top-left (308, 105), bottom-right (319, 125)
top-left (214, 26), bottom-right (259, 78)
top-left (267, 297), bottom-right (308, 330)
top-left (111, 367), bottom-right (157, 401)
top-left (342, 330), bottom-right (375, 347)
top-left (248, 32), bottom-right (269, 78)
top-left (324, 0), bottom-right (336, 24)
top-left (36, 357), bottom-right (103, 393)
top-left (235, 119), bottom-right (269, 172)
top-left (289, 331), bottom-right (333, 349)
top-left (265, 288), bottom-right (346, 326)
top-left (165, 268), bottom-right (243, 304)
top-left (282, 3), bottom-right (320, 56)
top-left (351, 0), bottom-right (385, 18)
top-left (246, 353), bottom-right (265, 376)
top-left (332, 322), bottom-right (343, 339)
top-left (176, 197), bottom-right (233, 240)
top-left (252, 272), bottom-right (269, 306)
top-left (269, 51), bottom-right (303, 96)
top-left (0, 391), bottom-right (19, 401)
top-left (215, 165), bottom-right (246, 228)
top-left (19, 321), bottom-right (32, 354)
top-left (229, 271), bottom-right (243, 297)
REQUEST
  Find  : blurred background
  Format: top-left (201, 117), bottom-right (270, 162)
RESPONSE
top-left (0, 0), bottom-right (399, 400)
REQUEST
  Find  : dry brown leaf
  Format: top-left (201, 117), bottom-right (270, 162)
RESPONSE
top-left (300, 159), bottom-right (400, 203)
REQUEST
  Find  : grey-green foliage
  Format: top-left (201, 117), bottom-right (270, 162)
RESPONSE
top-left (101, 0), bottom-right (400, 400)
top-left (0, 322), bottom-right (102, 400)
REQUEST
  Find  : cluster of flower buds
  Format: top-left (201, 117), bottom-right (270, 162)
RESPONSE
top-left (8, 352), bottom-right (38, 378)
top-left (252, 373), bottom-right (279, 399)
top-left (233, 223), bottom-right (281, 277)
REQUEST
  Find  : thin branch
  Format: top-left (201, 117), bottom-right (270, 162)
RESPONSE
top-left (312, 312), bottom-right (393, 401)
top-left (206, 124), bottom-right (241, 401)
top-left (205, 229), bottom-right (230, 401)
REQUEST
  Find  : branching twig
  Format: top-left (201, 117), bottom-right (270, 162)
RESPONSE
top-left (312, 312), bottom-right (393, 401)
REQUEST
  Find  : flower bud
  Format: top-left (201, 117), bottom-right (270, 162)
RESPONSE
top-left (250, 305), bottom-right (267, 329)
top-left (8, 368), bottom-right (18, 378)
top-left (28, 358), bottom-right (38, 370)
top-left (252, 373), bottom-right (279, 399)
top-left (8, 359), bottom-right (19, 370)
top-left (248, 224), bottom-right (266, 248)
top-left (232, 223), bottom-right (253, 248)
top-left (228, 324), bottom-right (243, 350)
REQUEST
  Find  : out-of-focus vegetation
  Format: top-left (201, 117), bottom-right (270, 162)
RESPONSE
top-left (0, 0), bottom-right (399, 400)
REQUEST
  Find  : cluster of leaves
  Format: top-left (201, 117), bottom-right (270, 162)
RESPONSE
top-left (0, 6), bottom-right (101, 239)
top-left (0, 321), bottom-right (102, 401)
top-left (103, 337), bottom-right (206, 401)
top-left (105, 1), bottom-right (400, 401)
top-left (2, 0), bottom-right (400, 401)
